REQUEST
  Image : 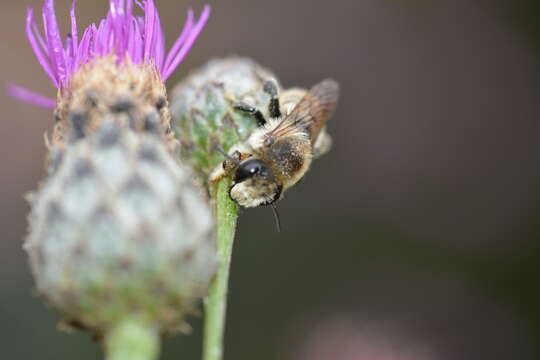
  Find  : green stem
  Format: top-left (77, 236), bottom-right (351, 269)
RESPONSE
top-left (203, 178), bottom-right (239, 360)
top-left (105, 316), bottom-right (160, 360)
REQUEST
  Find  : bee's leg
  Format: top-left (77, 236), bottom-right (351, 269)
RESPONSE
top-left (209, 150), bottom-right (242, 183)
top-left (313, 129), bottom-right (333, 159)
top-left (209, 166), bottom-right (227, 184)
top-left (263, 80), bottom-right (281, 118)
top-left (233, 101), bottom-right (267, 126)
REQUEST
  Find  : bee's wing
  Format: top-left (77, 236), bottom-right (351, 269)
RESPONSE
top-left (266, 79), bottom-right (339, 143)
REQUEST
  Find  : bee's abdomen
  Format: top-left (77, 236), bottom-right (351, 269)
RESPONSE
top-left (266, 137), bottom-right (312, 185)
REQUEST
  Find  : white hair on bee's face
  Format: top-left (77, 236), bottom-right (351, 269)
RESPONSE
top-left (229, 176), bottom-right (282, 208)
top-left (229, 181), bottom-right (266, 208)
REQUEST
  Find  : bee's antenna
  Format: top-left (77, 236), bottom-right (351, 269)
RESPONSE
top-left (214, 145), bottom-right (240, 165)
top-left (270, 203), bottom-right (282, 233)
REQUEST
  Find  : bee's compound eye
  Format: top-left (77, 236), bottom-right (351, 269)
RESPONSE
top-left (234, 159), bottom-right (270, 183)
top-left (249, 165), bottom-right (260, 174)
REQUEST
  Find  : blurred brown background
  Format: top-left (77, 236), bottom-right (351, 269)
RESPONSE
top-left (1, 0), bottom-right (539, 359)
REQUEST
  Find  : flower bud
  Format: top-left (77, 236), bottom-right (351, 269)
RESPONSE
top-left (25, 122), bottom-right (217, 336)
top-left (170, 57), bottom-right (279, 176)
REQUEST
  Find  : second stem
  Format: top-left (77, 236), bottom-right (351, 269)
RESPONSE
top-left (202, 178), bottom-right (238, 360)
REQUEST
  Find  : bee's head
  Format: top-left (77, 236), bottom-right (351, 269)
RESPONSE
top-left (229, 158), bottom-right (283, 208)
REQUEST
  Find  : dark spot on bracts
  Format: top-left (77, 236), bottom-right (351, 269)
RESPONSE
top-left (69, 111), bottom-right (88, 140)
top-left (155, 96), bottom-right (167, 110)
top-left (85, 90), bottom-right (99, 107)
top-left (98, 121), bottom-right (121, 147)
top-left (45, 201), bottom-right (63, 224)
top-left (110, 98), bottom-right (133, 113)
top-left (73, 158), bottom-right (93, 179)
top-left (47, 147), bottom-right (64, 175)
top-left (144, 110), bottom-right (161, 134)
top-left (122, 175), bottom-right (152, 197)
top-left (54, 109), bottom-right (61, 123)
top-left (138, 142), bottom-right (160, 163)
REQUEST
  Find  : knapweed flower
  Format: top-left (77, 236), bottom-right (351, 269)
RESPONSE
top-left (9, 0), bottom-right (210, 149)
top-left (11, 0), bottom-right (209, 105)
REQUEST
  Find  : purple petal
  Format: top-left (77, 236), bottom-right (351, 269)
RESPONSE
top-left (154, 11), bottom-right (165, 71)
top-left (87, 24), bottom-right (98, 61)
top-left (162, 5), bottom-right (211, 81)
top-left (43, 0), bottom-right (67, 85)
top-left (136, 15), bottom-right (145, 31)
top-left (124, 0), bottom-right (133, 54)
top-left (70, 0), bottom-right (78, 54)
top-left (95, 19), bottom-right (107, 56)
top-left (106, 13), bottom-right (116, 55)
top-left (163, 9), bottom-right (193, 73)
top-left (75, 25), bottom-right (93, 70)
top-left (7, 84), bottom-right (56, 108)
top-left (134, 0), bottom-right (144, 11)
top-left (31, 20), bottom-right (48, 55)
top-left (21, 0), bottom-right (212, 94)
top-left (65, 34), bottom-right (73, 71)
top-left (26, 8), bottom-right (58, 87)
top-left (130, 18), bottom-right (143, 64)
top-left (143, 0), bottom-right (156, 61)
top-left (110, 0), bottom-right (125, 57)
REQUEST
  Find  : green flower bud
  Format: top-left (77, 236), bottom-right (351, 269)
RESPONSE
top-left (25, 122), bottom-right (217, 336)
top-left (170, 57), bottom-right (279, 176)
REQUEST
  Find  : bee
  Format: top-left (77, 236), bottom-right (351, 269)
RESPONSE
top-left (210, 78), bottom-right (339, 212)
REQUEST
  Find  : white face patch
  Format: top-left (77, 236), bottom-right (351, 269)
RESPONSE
top-left (230, 182), bottom-right (266, 208)
top-left (229, 179), bottom-right (281, 208)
